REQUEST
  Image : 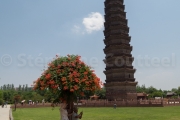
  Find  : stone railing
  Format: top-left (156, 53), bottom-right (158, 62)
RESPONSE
top-left (80, 99), bottom-right (163, 107)
top-left (11, 99), bottom-right (180, 108)
top-left (163, 99), bottom-right (180, 106)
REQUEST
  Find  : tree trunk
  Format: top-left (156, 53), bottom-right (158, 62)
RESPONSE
top-left (14, 100), bottom-right (17, 111)
top-left (68, 101), bottom-right (74, 120)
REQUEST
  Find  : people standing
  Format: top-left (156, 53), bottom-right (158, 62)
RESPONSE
top-left (5, 101), bottom-right (7, 108)
top-left (42, 99), bottom-right (45, 106)
top-left (59, 100), bottom-right (72, 120)
top-left (72, 107), bottom-right (83, 120)
top-left (114, 103), bottom-right (117, 109)
top-left (1, 102), bottom-right (4, 108)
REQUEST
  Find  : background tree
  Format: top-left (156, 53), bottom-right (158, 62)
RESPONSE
top-left (11, 84), bottom-right (14, 90)
top-left (136, 84), bottom-right (147, 93)
top-left (3, 85), bottom-right (6, 90)
top-left (153, 91), bottom-right (163, 97)
top-left (14, 94), bottom-right (21, 111)
top-left (22, 85), bottom-right (25, 91)
top-left (18, 85), bottom-right (22, 91)
top-left (95, 87), bottom-right (106, 99)
top-left (176, 87), bottom-right (180, 97)
top-left (0, 90), bottom-right (3, 105)
top-left (25, 84), bottom-right (28, 91)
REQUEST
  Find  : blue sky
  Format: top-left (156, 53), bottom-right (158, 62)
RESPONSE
top-left (0, 0), bottom-right (180, 90)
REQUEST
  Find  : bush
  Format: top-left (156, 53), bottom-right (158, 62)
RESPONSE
top-left (0, 99), bottom-right (3, 105)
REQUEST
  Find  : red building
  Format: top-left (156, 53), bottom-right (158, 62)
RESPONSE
top-left (137, 93), bottom-right (148, 100)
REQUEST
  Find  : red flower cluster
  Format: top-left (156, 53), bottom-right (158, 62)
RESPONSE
top-left (33, 55), bottom-right (102, 101)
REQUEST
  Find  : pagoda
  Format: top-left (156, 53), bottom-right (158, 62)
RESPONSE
top-left (103, 0), bottom-right (138, 101)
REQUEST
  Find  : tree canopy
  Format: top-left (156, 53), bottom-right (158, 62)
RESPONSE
top-left (33, 55), bottom-right (102, 102)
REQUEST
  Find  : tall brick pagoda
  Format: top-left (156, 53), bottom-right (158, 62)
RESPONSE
top-left (103, 0), bottom-right (138, 101)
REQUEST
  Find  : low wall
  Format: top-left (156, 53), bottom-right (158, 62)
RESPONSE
top-left (11, 103), bottom-right (52, 108)
top-left (80, 99), bottom-right (163, 107)
top-left (11, 99), bottom-right (180, 108)
top-left (163, 99), bottom-right (180, 106)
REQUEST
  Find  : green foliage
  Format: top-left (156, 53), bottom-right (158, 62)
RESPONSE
top-left (136, 85), bottom-right (164, 98)
top-left (0, 84), bottom-right (45, 104)
top-left (153, 91), bottom-right (163, 97)
top-left (0, 90), bottom-right (3, 105)
top-left (136, 85), bottom-right (180, 99)
top-left (136, 84), bottom-right (147, 93)
top-left (147, 86), bottom-right (158, 94)
top-left (0, 90), bottom-right (3, 99)
top-left (95, 87), bottom-right (106, 99)
top-left (0, 99), bottom-right (3, 105)
top-left (172, 88), bottom-right (178, 92)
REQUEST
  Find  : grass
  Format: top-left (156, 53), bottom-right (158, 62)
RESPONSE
top-left (13, 106), bottom-right (180, 120)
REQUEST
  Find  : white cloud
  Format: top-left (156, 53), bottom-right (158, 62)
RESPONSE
top-left (72, 12), bottom-right (104, 35)
top-left (83, 12), bottom-right (104, 33)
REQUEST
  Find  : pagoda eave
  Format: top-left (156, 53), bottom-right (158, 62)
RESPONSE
top-left (105, 81), bottom-right (138, 87)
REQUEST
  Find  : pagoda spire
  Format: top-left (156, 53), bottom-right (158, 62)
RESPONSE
top-left (103, 0), bottom-right (138, 101)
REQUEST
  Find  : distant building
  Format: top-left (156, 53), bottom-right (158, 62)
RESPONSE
top-left (90, 95), bottom-right (99, 100)
top-left (166, 92), bottom-right (176, 99)
top-left (137, 93), bottom-right (148, 100)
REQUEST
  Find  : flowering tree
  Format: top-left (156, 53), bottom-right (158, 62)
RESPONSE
top-left (33, 55), bottom-right (101, 119)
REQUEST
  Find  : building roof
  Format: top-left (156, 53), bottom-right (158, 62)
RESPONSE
top-left (90, 95), bottom-right (99, 98)
top-left (167, 92), bottom-right (176, 96)
top-left (137, 93), bottom-right (148, 97)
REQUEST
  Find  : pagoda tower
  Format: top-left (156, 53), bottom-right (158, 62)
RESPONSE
top-left (103, 0), bottom-right (138, 101)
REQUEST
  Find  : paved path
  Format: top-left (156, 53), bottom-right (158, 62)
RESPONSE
top-left (0, 105), bottom-right (11, 120)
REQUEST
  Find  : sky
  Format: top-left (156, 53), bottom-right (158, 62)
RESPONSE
top-left (0, 0), bottom-right (180, 90)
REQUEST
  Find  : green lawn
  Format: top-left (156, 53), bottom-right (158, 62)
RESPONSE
top-left (13, 106), bottom-right (180, 120)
